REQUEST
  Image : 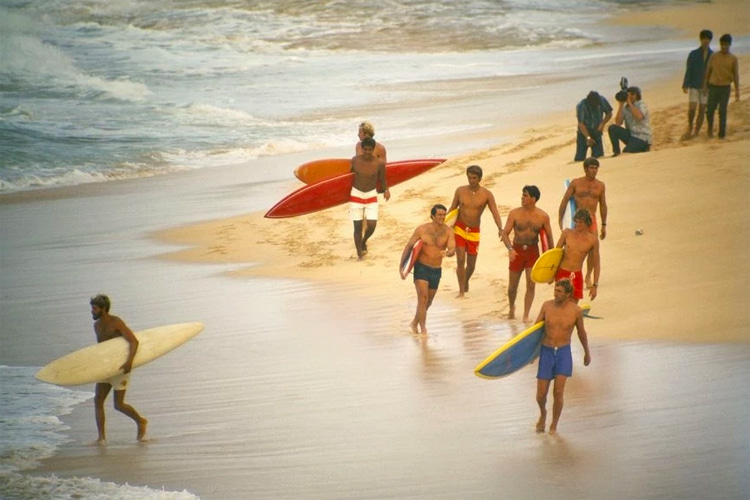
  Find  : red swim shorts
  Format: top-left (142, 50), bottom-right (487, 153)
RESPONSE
top-left (508, 243), bottom-right (540, 272)
top-left (555, 267), bottom-right (584, 300)
top-left (454, 220), bottom-right (480, 256)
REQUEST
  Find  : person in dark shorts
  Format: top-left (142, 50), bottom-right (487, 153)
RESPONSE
top-left (399, 204), bottom-right (456, 336)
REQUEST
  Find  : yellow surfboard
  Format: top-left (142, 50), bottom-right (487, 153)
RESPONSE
top-left (530, 247), bottom-right (563, 283)
top-left (444, 208), bottom-right (458, 227)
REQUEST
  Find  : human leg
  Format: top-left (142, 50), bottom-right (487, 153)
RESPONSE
top-left (362, 220), bottom-right (377, 251)
top-left (113, 390), bottom-right (148, 441)
top-left (464, 254), bottom-right (478, 292)
top-left (523, 268), bottom-right (536, 322)
top-left (536, 379), bottom-right (551, 432)
top-left (590, 130), bottom-right (604, 158)
top-left (352, 220), bottom-right (365, 259)
top-left (412, 278), bottom-right (430, 334)
top-left (622, 135), bottom-right (650, 153)
top-left (549, 375), bottom-right (568, 434)
top-left (706, 85), bottom-right (719, 137)
top-left (717, 85), bottom-right (731, 138)
top-left (455, 246), bottom-right (467, 297)
top-left (575, 131), bottom-right (589, 161)
top-left (607, 124), bottom-right (630, 156)
top-left (507, 270), bottom-right (522, 319)
top-left (94, 383), bottom-right (112, 444)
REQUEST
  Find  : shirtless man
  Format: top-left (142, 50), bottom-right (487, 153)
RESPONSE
top-left (400, 204), bottom-right (456, 335)
top-left (558, 157), bottom-right (607, 288)
top-left (534, 280), bottom-right (591, 435)
top-left (90, 294), bottom-right (148, 444)
top-left (447, 165), bottom-right (504, 297)
top-left (501, 185), bottom-right (553, 322)
top-left (555, 208), bottom-right (600, 303)
top-left (355, 121), bottom-right (387, 163)
top-left (350, 137), bottom-right (390, 260)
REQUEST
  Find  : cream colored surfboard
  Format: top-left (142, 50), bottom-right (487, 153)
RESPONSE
top-left (35, 322), bottom-right (204, 386)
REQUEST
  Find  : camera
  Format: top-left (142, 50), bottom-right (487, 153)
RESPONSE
top-left (615, 77), bottom-right (629, 102)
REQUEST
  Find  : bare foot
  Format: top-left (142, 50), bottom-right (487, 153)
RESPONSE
top-left (680, 132), bottom-right (692, 141)
top-left (137, 418), bottom-right (148, 441)
top-left (523, 316), bottom-right (531, 324)
top-left (548, 425), bottom-right (557, 436)
top-left (456, 291), bottom-right (465, 299)
top-left (410, 321), bottom-right (419, 334)
top-left (536, 414), bottom-right (546, 433)
top-left (95, 438), bottom-right (107, 447)
top-left (508, 306), bottom-right (515, 320)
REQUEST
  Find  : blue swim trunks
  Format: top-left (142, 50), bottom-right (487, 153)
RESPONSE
top-left (413, 261), bottom-right (442, 290)
top-left (536, 344), bottom-right (573, 380)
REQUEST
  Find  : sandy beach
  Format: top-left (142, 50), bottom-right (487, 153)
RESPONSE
top-left (5, 1), bottom-right (748, 499)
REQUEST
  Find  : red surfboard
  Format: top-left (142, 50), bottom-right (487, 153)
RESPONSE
top-left (266, 159), bottom-right (445, 218)
top-left (294, 158), bottom-right (446, 185)
top-left (400, 240), bottom-right (424, 279)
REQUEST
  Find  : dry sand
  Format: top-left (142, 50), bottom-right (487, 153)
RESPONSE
top-left (156, 0), bottom-right (750, 345)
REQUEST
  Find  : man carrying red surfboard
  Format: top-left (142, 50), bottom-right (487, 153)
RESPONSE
top-left (501, 185), bottom-right (554, 323)
top-left (351, 137), bottom-right (390, 260)
top-left (399, 204), bottom-right (456, 335)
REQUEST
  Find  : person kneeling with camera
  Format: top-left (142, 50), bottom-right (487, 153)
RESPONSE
top-left (608, 86), bottom-right (652, 156)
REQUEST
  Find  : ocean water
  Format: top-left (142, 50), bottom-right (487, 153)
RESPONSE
top-left (1, 0), bottom-right (692, 193)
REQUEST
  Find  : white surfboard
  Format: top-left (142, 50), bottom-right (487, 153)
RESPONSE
top-left (562, 179), bottom-right (577, 229)
top-left (35, 322), bottom-right (204, 386)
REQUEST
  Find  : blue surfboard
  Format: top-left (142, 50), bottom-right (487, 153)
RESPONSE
top-left (474, 305), bottom-right (591, 379)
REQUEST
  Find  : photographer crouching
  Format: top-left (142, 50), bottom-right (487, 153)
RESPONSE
top-left (608, 84), bottom-right (652, 156)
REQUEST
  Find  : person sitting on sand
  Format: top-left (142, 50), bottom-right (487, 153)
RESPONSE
top-left (90, 294), bottom-right (148, 444)
top-left (447, 165), bottom-right (504, 297)
top-left (400, 204), bottom-right (455, 336)
top-left (501, 185), bottom-right (553, 322)
top-left (554, 208), bottom-right (600, 303)
top-left (534, 279), bottom-right (591, 435)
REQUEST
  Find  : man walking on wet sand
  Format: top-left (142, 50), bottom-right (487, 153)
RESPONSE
top-left (447, 165), bottom-right (504, 297)
top-left (90, 294), bottom-right (148, 444)
top-left (534, 279), bottom-right (591, 435)
top-left (351, 137), bottom-right (390, 260)
top-left (501, 185), bottom-right (553, 322)
top-left (400, 204), bottom-right (455, 335)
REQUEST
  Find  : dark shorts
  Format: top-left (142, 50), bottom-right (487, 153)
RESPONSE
top-left (413, 261), bottom-right (442, 290)
top-left (537, 344), bottom-right (573, 380)
top-left (509, 243), bottom-right (540, 272)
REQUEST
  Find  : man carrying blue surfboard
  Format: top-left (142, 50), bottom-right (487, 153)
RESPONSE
top-left (534, 280), bottom-right (591, 435)
top-left (90, 294), bottom-right (148, 444)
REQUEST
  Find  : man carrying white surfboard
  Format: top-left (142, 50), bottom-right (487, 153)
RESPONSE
top-left (501, 185), bottom-right (554, 323)
top-left (90, 294), bottom-right (148, 444)
top-left (534, 280), bottom-right (591, 435)
top-left (399, 204), bottom-right (455, 335)
top-left (558, 157), bottom-right (608, 289)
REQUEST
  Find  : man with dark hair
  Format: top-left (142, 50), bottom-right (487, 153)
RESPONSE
top-left (501, 185), bottom-right (553, 322)
top-left (558, 157), bottom-right (608, 288)
top-left (574, 91), bottom-right (613, 161)
top-left (534, 280), bottom-right (591, 435)
top-left (89, 294), bottom-right (148, 444)
top-left (682, 30), bottom-right (713, 139)
top-left (554, 208), bottom-right (600, 303)
top-left (704, 33), bottom-right (740, 139)
top-left (350, 136), bottom-right (390, 260)
top-left (608, 85), bottom-right (652, 155)
top-left (399, 204), bottom-right (455, 335)
top-left (447, 165), bottom-right (504, 297)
